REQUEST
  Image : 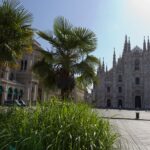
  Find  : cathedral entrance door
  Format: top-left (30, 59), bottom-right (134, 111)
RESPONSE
top-left (135, 96), bottom-right (141, 109)
top-left (118, 99), bottom-right (122, 108)
top-left (107, 99), bottom-right (111, 108)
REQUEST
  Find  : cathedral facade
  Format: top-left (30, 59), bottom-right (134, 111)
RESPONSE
top-left (92, 36), bottom-right (150, 109)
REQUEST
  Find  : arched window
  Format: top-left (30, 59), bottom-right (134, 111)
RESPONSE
top-left (9, 73), bottom-right (14, 81)
top-left (24, 60), bottom-right (27, 70)
top-left (0, 86), bottom-right (3, 104)
top-left (0, 72), bottom-right (4, 78)
top-left (135, 59), bottom-right (140, 70)
top-left (118, 75), bottom-right (122, 82)
top-left (7, 87), bottom-right (13, 100)
top-left (118, 87), bottom-right (122, 93)
top-left (107, 87), bottom-right (110, 93)
top-left (135, 77), bottom-right (140, 85)
top-left (20, 60), bottom-right (24, 71)
top-left (0, 86), bottom-right (3, 95)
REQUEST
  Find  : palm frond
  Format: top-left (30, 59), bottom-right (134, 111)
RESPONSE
top-left (37, 31), bottom-right (61, 50)
top-left (32, 59), bottom-right (56, 89)
top-left (54, 16), bottom-right (73, 37)
top-left (85, 55), bottom-right (99, 66)
top-left (32, 59), bottom-right (50, 78)
top-left (74, 27), bottom-right (97, 53)
top-left (0, 0), bottom-right (33, 65)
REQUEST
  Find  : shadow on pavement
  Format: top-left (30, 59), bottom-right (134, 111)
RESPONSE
top-left (102, 116), bottom-right (150, 121)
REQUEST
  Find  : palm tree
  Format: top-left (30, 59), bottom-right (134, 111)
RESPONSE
top-left (33, 17), bottom-right (99, 99)
top-left (0, 0), bottom-right (33, 67)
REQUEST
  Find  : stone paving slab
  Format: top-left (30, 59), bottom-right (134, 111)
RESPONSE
top-left (96, 109), bottom-right (150, 120)
top-left (96, 109), bottom-right (150, 150)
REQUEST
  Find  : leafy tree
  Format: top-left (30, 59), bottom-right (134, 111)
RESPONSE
top-left (33, 17), bottom-right (99, 99)
top-left (0, 0), bottom-right (33, 67)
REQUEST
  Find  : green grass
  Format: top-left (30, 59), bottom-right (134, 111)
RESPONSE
top-left (0, 98), bottom-right (118, 150)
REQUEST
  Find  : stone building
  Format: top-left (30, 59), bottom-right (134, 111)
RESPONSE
top-left (0, 40), bottom-right (48, 105)
top-left (0, 40), bottom-right (84, 105)
top-left (92, 36), bottom-right (150, 109)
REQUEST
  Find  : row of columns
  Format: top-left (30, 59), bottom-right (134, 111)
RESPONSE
top-left (25, 82), bottom-right (38, 105)
top-left (0, 84), bottom-right (24, 104)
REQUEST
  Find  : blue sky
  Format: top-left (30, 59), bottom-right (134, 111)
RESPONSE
top-left (1, 0), bottom-right (150, 69)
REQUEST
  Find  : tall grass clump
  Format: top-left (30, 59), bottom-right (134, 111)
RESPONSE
top-left (0, 98), bottom-right (118, 150)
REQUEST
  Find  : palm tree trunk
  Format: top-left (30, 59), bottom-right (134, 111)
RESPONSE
top-left (61, 89), bottom-right (65, 100)
top-left (61, 89), bottom-right (70, 100)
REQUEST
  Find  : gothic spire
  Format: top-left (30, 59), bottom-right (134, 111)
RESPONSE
top-left (98, 58), bottom-right (101, 69)
top-left (113, 48), bottom-right (116, 66)
top-left (123, 35), bottom-right (128, 52)
top-left (97, 58), bottom-right (101, 73)
top-left (97, 58), bottom-right (103, 75)
top-left (143, 36), bottom-right (146, 51)
top-left (102, 58), bottom-right (105, 71)
top-left (147, 36), bottom-right (150, 51)
top-left (128, 37), bottom-right (131, 51)
top-left (106, 65), bottom-right (108, 73)
top-left (125, 35), bottom-right (127, 43)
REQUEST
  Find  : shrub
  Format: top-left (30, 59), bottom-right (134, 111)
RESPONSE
top-left (0, 98), bottom-right (118, 150)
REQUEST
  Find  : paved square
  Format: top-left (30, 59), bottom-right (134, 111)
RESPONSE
top-left (96, 109), bottom-right (150, 150)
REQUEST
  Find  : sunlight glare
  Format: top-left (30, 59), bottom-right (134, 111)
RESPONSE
top-left (129, 0), bottom-right (150, 18)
